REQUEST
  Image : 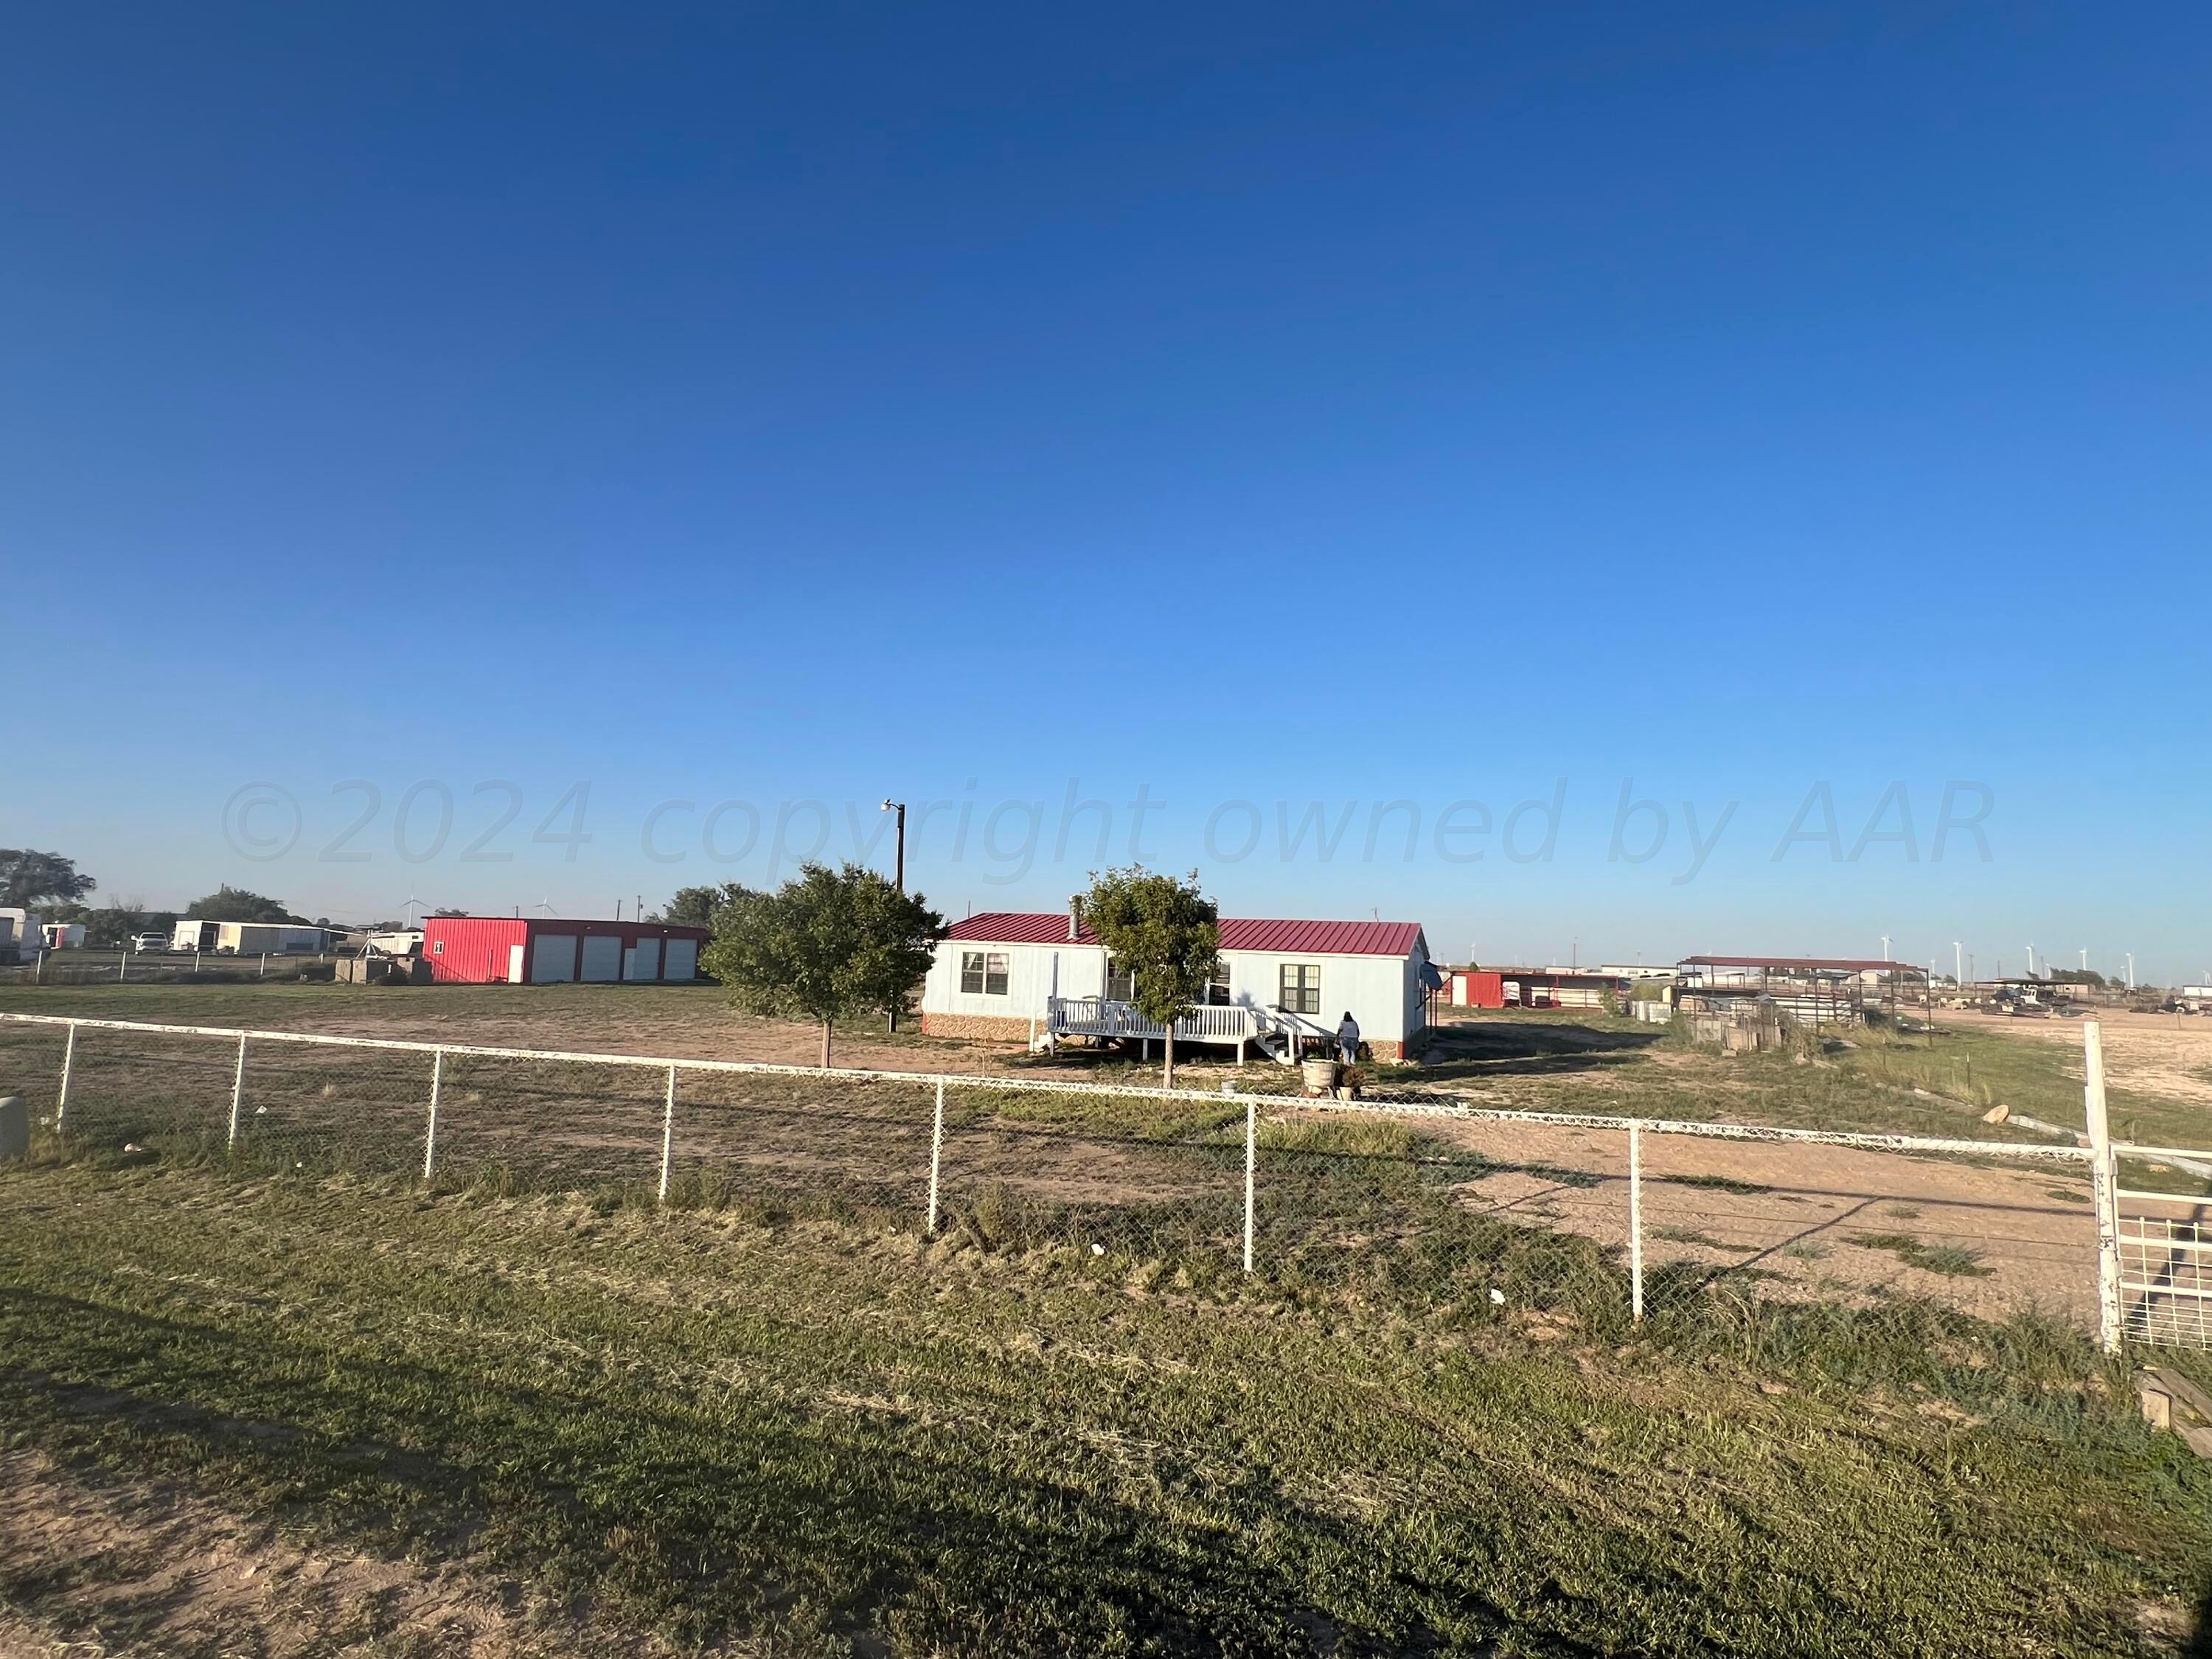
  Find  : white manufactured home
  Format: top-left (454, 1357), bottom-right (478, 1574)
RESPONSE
top-left (920, 908), bottom-right (1439, 1062)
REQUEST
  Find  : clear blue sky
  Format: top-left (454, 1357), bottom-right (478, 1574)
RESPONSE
top-left (5, 2), bottom-right (2207, 981)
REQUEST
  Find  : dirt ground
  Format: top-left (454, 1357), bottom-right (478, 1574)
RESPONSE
top-left (1383, 1109), bottom-right (2101, 1323)
top-left (0, 1449), bottom-right (669, 1658)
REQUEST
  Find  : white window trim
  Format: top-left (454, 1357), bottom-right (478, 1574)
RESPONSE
top-left (1279, 962), bottom-right (1322, 1016)
top-left (960, 949), bottom-right (1010, 996)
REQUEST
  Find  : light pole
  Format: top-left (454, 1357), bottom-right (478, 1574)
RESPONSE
top-left (882, 799), bottom-right (907, 1032)
top-left (881, 799), bottom-right (906, 892)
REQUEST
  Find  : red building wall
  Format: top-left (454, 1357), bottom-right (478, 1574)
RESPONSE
top-left (1455, 970), bottom-right (1506, 1009)
top-left (423, 917), bottom-right (528, 984)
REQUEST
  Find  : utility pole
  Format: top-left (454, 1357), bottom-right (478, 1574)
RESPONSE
top-left (882, 799), bottom-right (907, 1032)
top-left (881, 799), bottom-right (906, 892)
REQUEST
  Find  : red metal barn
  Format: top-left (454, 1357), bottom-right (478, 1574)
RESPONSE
top-left (420, 917), bottom-right (710, 985)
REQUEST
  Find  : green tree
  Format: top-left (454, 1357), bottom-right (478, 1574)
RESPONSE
top-left (0, 849), bottom-right (97, 911)
top-left (83, 898), bottom-right (147, 950)
top-left (700, 863), bottom-right (945, 1068)
top-left (655, 885), bottom-right (727, 929)
top-left (185, 885), bottom-right (302, 924)
top-left (1080, 866), bottom-right (1220, 1089)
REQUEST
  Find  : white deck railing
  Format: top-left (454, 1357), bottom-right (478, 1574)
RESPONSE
top-left (1046, 995), bottom-right (1263, 1045)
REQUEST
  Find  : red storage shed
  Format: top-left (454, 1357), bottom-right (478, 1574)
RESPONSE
top-left (420, 917), bottom-right (710, 985)
top-left (1452, 970), bottom-right (1506, 1009)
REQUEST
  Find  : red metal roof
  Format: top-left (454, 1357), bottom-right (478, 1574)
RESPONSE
top-left (1680, 954), bottom-right (1925, 975)
top-left (945, 912), bottom-right (1424, 957)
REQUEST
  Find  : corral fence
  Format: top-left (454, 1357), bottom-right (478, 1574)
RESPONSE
top-left (0, 950), bottom-right (335, 987)
top-left (1, 1012), bottom-right (2201, 1349)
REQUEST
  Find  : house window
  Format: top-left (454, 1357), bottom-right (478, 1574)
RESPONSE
top-left (1203, 964), bottom-right (1231, 1005)
top-left (1106, 957), bottom-right (1134, 1002)
top-left (432, 940), bottom-right (445, 955)
top-left (961, 950), bottom-right (1009, 995)
top-left (1279, 963), bottom-right (1321, 1015)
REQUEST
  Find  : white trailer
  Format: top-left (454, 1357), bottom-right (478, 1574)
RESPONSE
top-left (173, 920), bottom-right (221, 953)
top-left (0, 908), bottom-right (41, 964)
top-left (217, 922), bottom-right (330, 955)
top-left (41, 922), bottom-right (86, 950)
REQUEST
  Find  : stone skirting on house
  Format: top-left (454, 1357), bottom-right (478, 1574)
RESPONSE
top-left (919, 1011), bottom-right (1037, 1042)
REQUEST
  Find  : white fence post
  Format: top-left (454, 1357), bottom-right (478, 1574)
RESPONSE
top-left (2083, 1020), bottom-right (2123, 1353)
top-left (926, 1079), bottom-right (946, 1235)
top-left (658, 1063), bottom-right (677, 1202)
top-left (260, 953), bottom-right (268, 979)
top-left (117, 951), bottom-right (127, 983)
top-left (1242, 1088), bottom-right (1256, 1274)
top-left (56, 1021), bottom-right (77, 1133)
top-left (1629, 1121), bottom-right (1645, 1322)
top-left (422, 1048), bottom-right (445, 1180)
top-left (227, 1034), bottom-right (248, 1149)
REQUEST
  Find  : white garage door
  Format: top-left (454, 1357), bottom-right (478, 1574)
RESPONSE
top-left (625, 939), bottom-right (662, 981)
top-left (530, 934), bottom-right (577, 983)
top-left (580, 935), bottom-right (622, 983)
top-left (662, 938), bottom-right (698, 981)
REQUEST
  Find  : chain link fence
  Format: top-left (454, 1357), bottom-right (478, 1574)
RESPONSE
top-left (1, 1011), bottom-right (2146, 1342)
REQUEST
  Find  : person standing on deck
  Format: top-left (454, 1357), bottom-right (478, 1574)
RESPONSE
top-left (1336, 1011), bottom-right (1360, 1064)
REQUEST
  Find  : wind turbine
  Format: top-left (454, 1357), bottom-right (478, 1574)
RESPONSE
top-left (2025, 943), bottom-right (2036, 978)
top-left (2126, 953), bottom-right (2136, 990)
top-left (1953, 942), bottom-right (1963, 986)
top-left (1880, 934), bottom-right (1892, 961)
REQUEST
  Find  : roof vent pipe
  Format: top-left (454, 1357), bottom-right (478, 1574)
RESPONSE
top-left (1068, 896), bottom-right (1082, 940)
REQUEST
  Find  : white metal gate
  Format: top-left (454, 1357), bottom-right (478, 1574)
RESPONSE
top-left (2115, 1181), bottom-right (2212, 1350)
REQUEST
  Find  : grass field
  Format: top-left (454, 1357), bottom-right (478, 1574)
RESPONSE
top-left (2, 1160), bottom-right (2210, 1657)
top-left (4, 986), bottom-right (2210, 1652)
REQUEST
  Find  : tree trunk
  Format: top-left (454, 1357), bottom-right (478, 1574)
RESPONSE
top-left (820, 1019), bottom-right (832, 1068)
top-left (1162, 1025), bottom-right (1176, 1091)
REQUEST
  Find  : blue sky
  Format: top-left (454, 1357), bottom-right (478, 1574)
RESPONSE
top-left (4, 1), bottom-right (2207, 981)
